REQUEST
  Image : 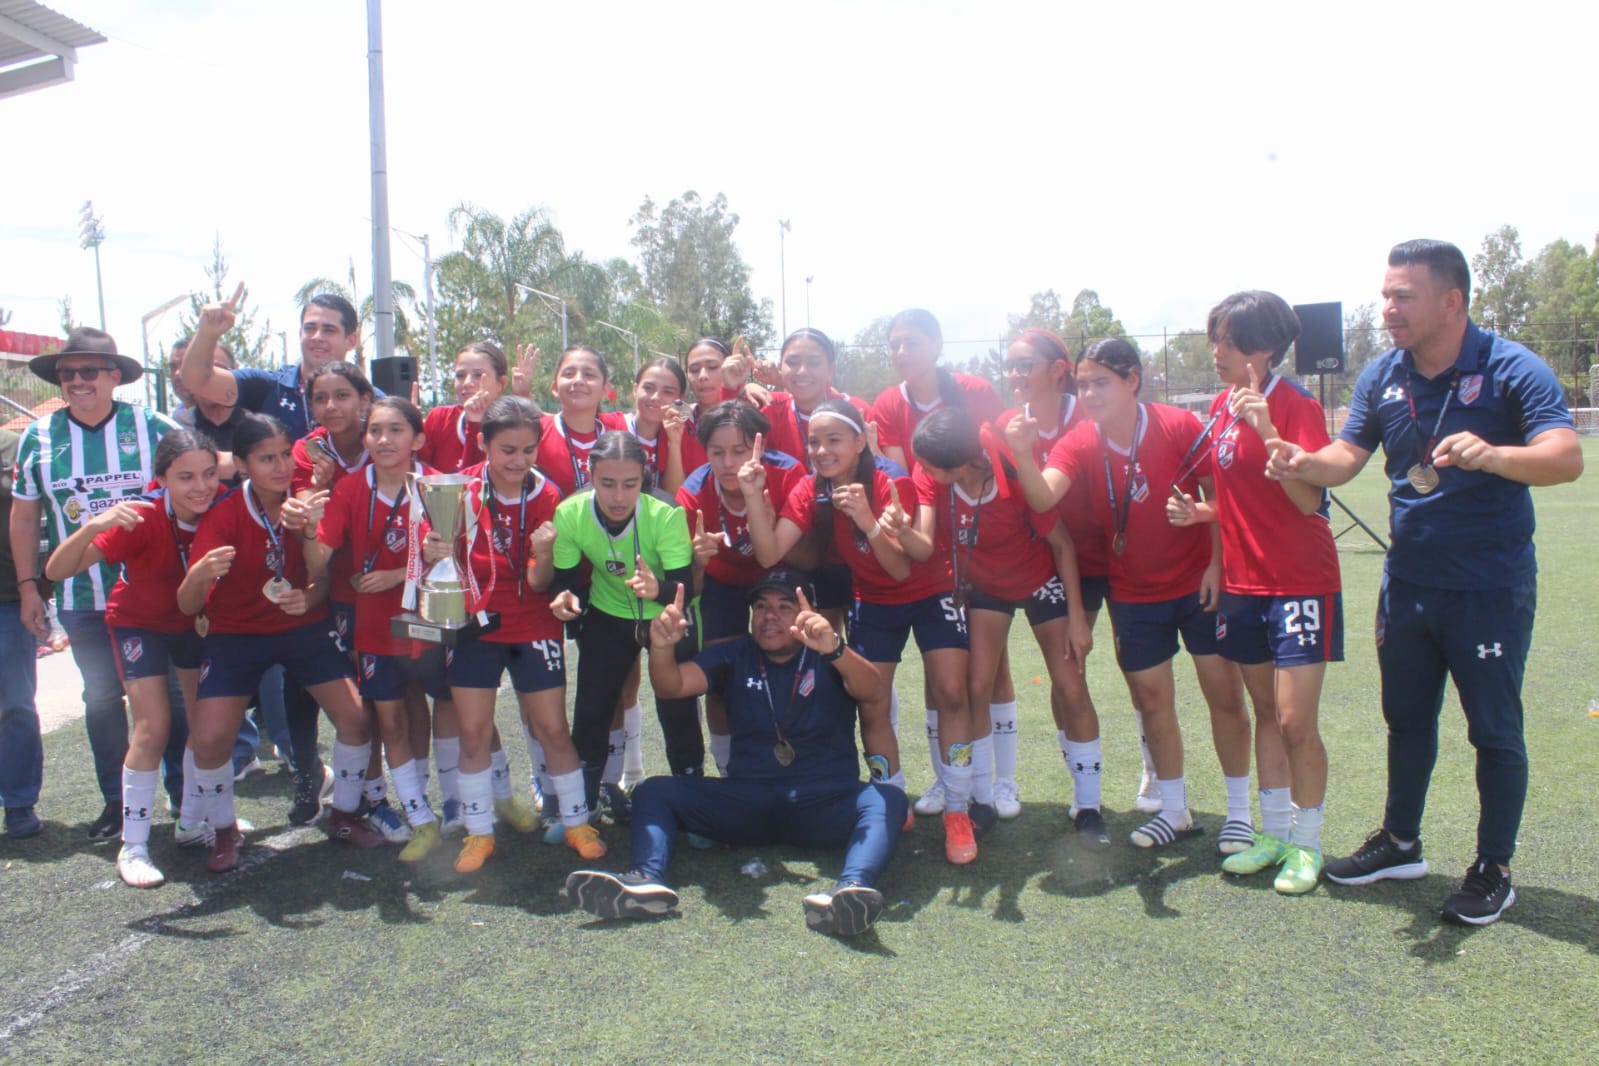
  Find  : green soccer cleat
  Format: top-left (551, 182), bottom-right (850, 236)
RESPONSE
top-left (1221, 833), bottom-right (1289, 876)
top-left (1274, 845), bottom-right (1323, 895)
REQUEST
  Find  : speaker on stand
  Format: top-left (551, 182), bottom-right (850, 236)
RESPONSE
top-left (369, 356), bottom-right (416, 398)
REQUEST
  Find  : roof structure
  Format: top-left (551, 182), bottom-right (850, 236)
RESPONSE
top-left (0, 1), bottom-right (104, 102)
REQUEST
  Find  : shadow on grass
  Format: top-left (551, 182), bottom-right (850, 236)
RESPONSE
top-left (1033, 804), bottom-right (1234, 918)
top-left (0, 821), bottom-right (119, 867)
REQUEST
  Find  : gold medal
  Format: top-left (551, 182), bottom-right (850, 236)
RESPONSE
top-left (1112, 532), bottom-right (1127, 556)
top-left (1406, 463), bottom-right (1440, 495)
top-left (194, 614), bottom-right (210, 637)
top-left (773, 740), bottom-right (796, 767)
top-left (263, 577), bottom-right (293, 603)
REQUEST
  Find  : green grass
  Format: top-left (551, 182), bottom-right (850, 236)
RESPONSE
top-left (4, 443), bottom-right (1598, 1063)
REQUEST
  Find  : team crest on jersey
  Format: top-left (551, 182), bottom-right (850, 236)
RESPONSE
top-left (63, 495), bottom-right (84, 523)
top-left (798, 668), bottom-right (816, 698)
top-left (955, 525), bottom-right (976, 547)
top-left (1459, 374), bottom-right (1483, 405)
top-left (604, 559), bottom-right (627, 575)
top-left (384, 527), bottom-right (406, 554)
top-left (1216, 431), bottom-right (1239, 470)
top-left (336, 612), bottom-right (350, 637)
top-left (121, 637), bottom-right (143, 663)
top-left (1215, 615), bottom-right (1228, 641)
top-left (361, 654), bottom-right (377, 680)
top-left (1129, 472), bottom-right (1150, 504)
top-left (265, 543), bottom-right (284, 574)
top-left (118, 428), bottom-right (139, 455)
top-left (491, 521), bottom-right (512, 554)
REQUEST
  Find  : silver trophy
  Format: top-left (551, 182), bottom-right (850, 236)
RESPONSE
top-left (392, 472), bottom-right (497, 644)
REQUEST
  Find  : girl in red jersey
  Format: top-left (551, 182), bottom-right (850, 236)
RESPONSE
top-left (428, 395), bottom-right (604, 874)
top-left (419, 341), bottom-right (509, 474)
top-left (870, 308), bottom-right (1004, 474)
top-left (684, 337), bottom-right (735, 422)
top-left (1008, 338), bottom-right (1254, 854)
top-left (292, 361), bottom-right (373, 495)
top-left (743, 400), bottom-right (983, 865)
top-left (760, 329), bottom-right (873, 473)
top-left (606, 357), bottom-right (705, 497)
top-left (44, 430), bottom-right (222, 887)
top-left (535, 345), bottom-right (611, 498)
top-left (178, 414), bottom-right (383, 873)
top-left (1169, 292), bottom-right (1342, 895)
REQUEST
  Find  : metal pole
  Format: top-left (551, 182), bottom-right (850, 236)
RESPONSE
top-left (422, 233), bottom-right (436, 391)
top-left (1162, 327), bottom-right (1169, 404)
top-left (779, 220), bottom-right (790, 339)
top-left (366, 0), bottom-right (395, 360)
top-left (92, 242), bottom-right (105, 329)
top-left (560, 302), bottom-right (568, 350)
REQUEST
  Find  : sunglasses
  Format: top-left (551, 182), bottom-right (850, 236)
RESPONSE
top-left (57, 365), bottom-right (118, 382)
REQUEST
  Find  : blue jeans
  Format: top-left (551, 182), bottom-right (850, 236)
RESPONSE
top-left (629, 775), bottom-right (906, 888)
top-left (59, 610), bottom-right (128, 804)
top-left (0, 602), bottom-right (42, 808)
top-left (247, 664), bottom-right (295, 768)
top-left (161, 668), bottom-right (191, 810)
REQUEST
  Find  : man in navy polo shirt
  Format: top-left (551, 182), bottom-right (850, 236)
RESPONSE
top-left (565, 568), bottom-right (906, 936)
top-left (1267, 239), bottom-right (1582, 925)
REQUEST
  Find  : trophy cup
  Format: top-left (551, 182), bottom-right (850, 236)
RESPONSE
top-left (392, 472), bottom-right (499, 645)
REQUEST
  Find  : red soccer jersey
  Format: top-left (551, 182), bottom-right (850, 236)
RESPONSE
top-left (999, 397), bottom-right (1108, 578)
top-left (95, 496), bottom-right (195, 634)
top-left (677, 452), bottom-right (807, 588)
top-left (912, 464), bottom-right (1057, 602)
top-left (190, 483), bottom-right (327, 635)
top-left (316, 464), bottom-right (434, 656)
top-left (418, 404), bottom-right (486, 474)
top-left (1208, 377), bottom-right (1341, 596)
top-left (780, 466), bottom-right (944, 605)
top-left (1047, 403), bottom-right (1212, 604)
top-left (536, 414), bottom-right (600, 498)
top-left (458, 463), bottom-right (563, 643)
top-left (762, 390), bottom-right (872, 473)
top-left (871, 373), bottom-right (1004, 474)
top-left (290, 427), bottom-right (371, 495)
top-left (605, 412), bottom-right (708, 488)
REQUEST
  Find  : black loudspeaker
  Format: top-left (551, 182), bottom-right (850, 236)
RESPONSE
top-left (1293, 302), bottom-right (1344, 375)
top-left (369, 356), bottom-right (416, 397)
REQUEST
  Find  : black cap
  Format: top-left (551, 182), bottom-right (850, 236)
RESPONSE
top-left (746, 567), bottom-right (816, 607)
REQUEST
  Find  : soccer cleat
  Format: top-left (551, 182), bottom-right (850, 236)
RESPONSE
top-left (397, 820), bottom-right (442, 864)
top-left (4, 805), bottom-right (43, 839)
top-left (565, 869), bottom-right (678, 919)
top-left (1222, 833), bottom-right (1289, 876)
top-left (493, 795), bottom-right (540, 833)
top-left (174, 820), bottom-right (215, 848)
top-left (803, 883), bottom-right (884, 936)
top-left (598, 781), bottom-right (632, 824)
top-left (993, 779), bottom-right (1022, 820)
top-left (366, 799), bottom-right (413, 843)
top-left (1072, 807), bottom-right (1111, 850)
top-left (943, 811), bottom-right (977, 865)
top-left (1441, 860), bottom-right (1516, 926)
top-left (1134, 771), bottom-right (1162, 814)
top-left (206, 824), bottom-right (243, 873)
top-left (968, 801), bottom-right (998, 836)
top-left (325, 808), bottom-right (386, 849)
top-left (620, 770), bottom-right (645, 792)
top-left (117, 843), bottom-right (165, 888)
top-left (288, 765), bottom-right (332, 826)
top-left (564, 823), bottom-right (608, 860)
top-left (1217, 818), bottom-right (1257, 856)
top-left (233, 757), bottom-right (264, 782)
top-left (88, 800), bottom-right (122, 841)
top-left (440, 798), bottom-right (465, 838)
top-left (454, 833), bottom-right (496, 873)
top-left (542, 815), bottom-right (568, 845)
top-left (1323, 829), bottom-right (1429, 886)
top-left (1130, 812), bottom-right (1203, 849)
top-left (1274, 845), bottom-right (1323, 896)
top-left (913, 780), bottom-right (947, 816)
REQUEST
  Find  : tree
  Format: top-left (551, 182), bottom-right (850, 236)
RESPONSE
top-left (1005, 289), bottom-right (1068, 336)
top-left (835, 315), bottom-right (898, 402)
top-left (1060, 289), bottom-right (1135, 354)
top-left (629, 191), bottom-right (772, 346)
top-left (180, 235), bottom-right (274, 368)
top-left (1341, 301), bottom-right (1387, 378)
top-left (295, 260), bottom-right (417, 368)
top-left (57, 295), bottom-right (78, 338)
top-left (1522, 237), bottom-right (1599, 400)
top-left (1469, 225), bottom-right (1531, 337)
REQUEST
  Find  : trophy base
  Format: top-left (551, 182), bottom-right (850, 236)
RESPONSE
top-left (391, 610), bottom-right (501, 647)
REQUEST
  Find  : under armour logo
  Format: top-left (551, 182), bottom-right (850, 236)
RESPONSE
top-left (1297, 633), bottom-right (1317, 647)
top-left (746, 677), bottom-right (765, 690)
top-left (1382, 385), bottom-right (1405, 402)
top-left (1477, 643), bottom-right (1503, 659)
top-left (124, 806), bottom-right (149, 819)
top-left (279, 395), bottom-right (297, 409)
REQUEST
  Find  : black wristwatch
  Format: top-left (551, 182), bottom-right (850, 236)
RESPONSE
top-left (823, 632), bottom-right (846, 662)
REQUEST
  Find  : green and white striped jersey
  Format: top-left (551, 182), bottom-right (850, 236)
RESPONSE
top-left (13, 402), bottom-right (177, 611)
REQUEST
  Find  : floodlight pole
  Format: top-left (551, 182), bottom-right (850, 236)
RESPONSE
top-left (594, 319), bottom-right (638, 383)
top-left (366, 0), bottom-right (395, 360)
top-left (514, 283), bottom-right (569, 349)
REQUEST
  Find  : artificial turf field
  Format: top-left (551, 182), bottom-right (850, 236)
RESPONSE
top-left (2, 442), bottom-right (1596, 1064)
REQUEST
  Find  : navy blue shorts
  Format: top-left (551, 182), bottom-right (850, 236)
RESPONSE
top-left (448, 636), bottom-right (566, 694)
top-left (198, 620), bottom-right (355, 700)
top-left (966, 575), bottom-right (1072, 627)
top-left (848, 593), bottom-right (968, 664)
top-left (1216, 592), bottom-right (1344, 667)
top-left (1080, 575), bottom-right (1110, 614)
top-left (699, 573), bottom-right (750, 643)
top-left (813, 564), bottom-right (854, 613)
top-left (358, 646), bottom-right (450, 702)
top-left (1107, 591), bottom-right (1218, 673)
top-left (111, 625), bottom-right (203, 683)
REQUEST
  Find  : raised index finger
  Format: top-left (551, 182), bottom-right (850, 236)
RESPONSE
top-left (794, 585), bottom-right (814, 613)
top-left (696, 509), bottom-right (706, 536)
top-left (751, 432), bottom-right (764, 458)
top-left (889, 480), bottom-right (903, 509)
top-left (1246, 362), bottom-right (1259, 391)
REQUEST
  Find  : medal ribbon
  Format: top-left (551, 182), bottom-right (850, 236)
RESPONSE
top-left (557, 414), bottom-right (592, 490)
top-left (485, 473), bottom-right (531, 601)
top-left (1097, 405), bottom-right (1147, 552)
top-left (244, 480), bottom-right (286, 582)
top-left (1405, 370), bottom-right (1460, 471)
top-left (363, 465), bottom-right (411, 576)
top-left (164, 493), bottom-right (192, 571)
top-left (757, 648), bottom-right (808, 754)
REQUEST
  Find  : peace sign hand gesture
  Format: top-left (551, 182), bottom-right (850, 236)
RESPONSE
top-left (197, 282), bottom-right (246, 335)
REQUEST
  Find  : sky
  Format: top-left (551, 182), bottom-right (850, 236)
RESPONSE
top-left (2, 0), bottom-right (1596, 371)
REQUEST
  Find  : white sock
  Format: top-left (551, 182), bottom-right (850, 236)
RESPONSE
top-left (121, 766), bottom-right (158, 848)
top-left (924, 709), bottom-right (942, 786)
top-left (1135, 710), bottom-right (1156, 776)
top-left (603, 729), bottom-right (626, 785)
top-left (458, 767), bottom-right (494, 836)
top-left (1157, 776), bottom-right (1188, 822)
top-left (1224, 774), bottom-right (1252, 825)
top-left (363, 772), bottom-right (387, 807)
top-left (888, 686), bottom-right (900, 734)
top-left (330, 741), bottom-right (371, 814)
top-left (193, 759), bottom-right (236, 829)
top-left (970, 734), bottom-right (995, 805)
top-left (709, 733), bottom-right (732, 776)
top-left (179, 748), bottom-right (206, 829)
top-left (489, 748), bottom-right (513, 800)
top-left (553, 769), bottom-right (590, 829)
top-left (1065, 739), bottom-right (1103, 812)
top-left (435, 736), bottom-right (461, 804)
top-left (1290, 803), bottom-right (1324, 851)
top-left (416, 758), bottom-right (432, 802)
top-left (943, 744), bottom-right (973, 813)
top-left (390, 759), bottom-right (434, 826)
top-left (887, 770), bottom-right (907, 793)
top-left (989, 701), bottom-right (1018, 780)
top-left (518, 718), bottom-right (542, 796)
top-left (622, 703), bottom-right (644, 778)
top-left (1260, 787), bottom-right (1292, 841)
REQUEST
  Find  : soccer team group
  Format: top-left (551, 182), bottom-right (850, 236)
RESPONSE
top-left (0, 238), bottom-right (1581, 937)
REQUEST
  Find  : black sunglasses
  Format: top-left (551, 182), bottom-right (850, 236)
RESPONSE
top-left (57, 365), bottom-right (118, 382)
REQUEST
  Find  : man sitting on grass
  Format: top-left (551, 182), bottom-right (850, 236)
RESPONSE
top-left (566, 568), bottom-right (906, 936)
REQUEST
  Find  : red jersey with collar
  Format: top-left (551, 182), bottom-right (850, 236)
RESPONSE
top-left (418, 404), bottom-right (486, 474)
top-left (316, 464), bottom-right (435, 656)
top-left (457, 462), bottom-right (562, 643)
top-left (605, 411), bottom-right (708, 488)
top-left (911, 464), bottom-right (1057, 602)
top-left (762, 390), bottom-right (872, 472)
top-left (780, 467), bottom-right (943, 605)
top-left (1207, 378), bottom-right (1340, 596)
top-left (536, 414), bottom-right (600, 498)
top-left (190, 483), bottom-right (327, 635)
top-left (95, 496), bottom-right (194, 634)
top-left (290, 427), bottom-right (371, 495)
top-left (676, 452), bottom-right (806, 587)
top-left (871, 373), bottom-right (1004, 473)
top-left (998, 398), bottom-right (1108, 577)
top-left (1046, 403), bottom-right (1212, 604)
